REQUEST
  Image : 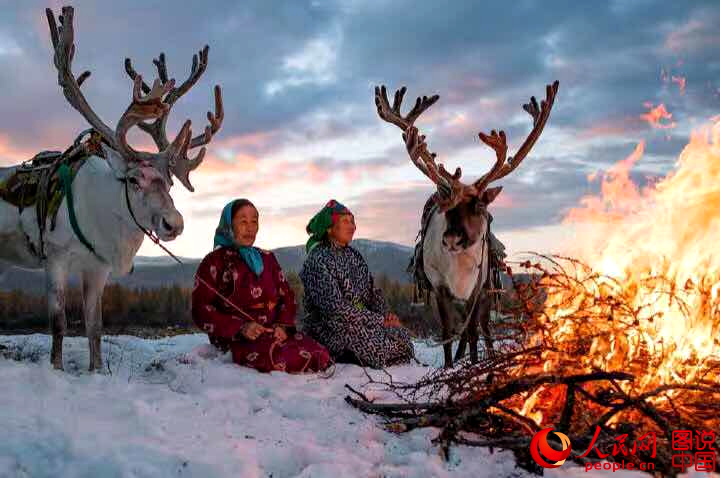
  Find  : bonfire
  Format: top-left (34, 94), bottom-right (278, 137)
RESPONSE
top-left (347, 119), bottom-right (720, 476)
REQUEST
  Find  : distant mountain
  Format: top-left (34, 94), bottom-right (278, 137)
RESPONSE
top-left (274, 239), bottom-right (414, 283)
top-left (0, 238), bottom-right (416, 294)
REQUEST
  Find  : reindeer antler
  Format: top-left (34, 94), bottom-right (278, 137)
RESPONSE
top-left (375, 81), bottom-right (559, 210)
top-left (375, 85), bottom-right (476, 211)
top-left (46, 6), bottom-right (219, 192)
top-left (115, 76), bottom-right (175, 162)
top-left (473, 81), bottom-right (559, 191)
top-left (46, 7), bottom-right (116, 148)
top-left (160, 120), bottom-right (206, 192)
top-left (124, 47), bottom-right (224, 191)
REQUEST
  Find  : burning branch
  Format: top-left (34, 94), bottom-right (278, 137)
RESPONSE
top-left (346, 254), bottom-right (720, 476)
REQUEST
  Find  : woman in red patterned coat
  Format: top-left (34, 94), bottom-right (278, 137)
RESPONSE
top-left (192, 199), bottom-right (331, 373)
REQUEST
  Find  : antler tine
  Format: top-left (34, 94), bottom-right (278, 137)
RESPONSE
top-left (488, 80), bottom-right (559, 183)
top-left (160, 120), bottom-right (205, 192)
top-left (189, 85), bottom-right (223, 149)
top-left (374, 85), bottom-right (439, 130)
top-left (46, 6), bottom-right (116, 148)
top-left (124, 52), bottom-right (173, 147)
top-left (472, 129), bottom-right (508, 193)
top-left (153, 52), bottom-right (169, 84)
top-left (115, 76), bottom-right (175, 161)
top-left (165, 45), bottom-right (209, 105)
top-left (375, 85), bottom-right (407, 129)
top-left (124, 58), bottom-right (151, 94)
top-left (407, 94), bottom-right (439, 125)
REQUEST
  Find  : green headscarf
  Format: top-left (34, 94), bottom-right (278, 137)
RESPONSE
top-left (214, 199), bottom-right (264, 277)
top-left (305, 199), bottom-right (352, 252)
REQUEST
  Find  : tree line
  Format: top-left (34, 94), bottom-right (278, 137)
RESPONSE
top-left (0, 271), bottom-right (452, 338)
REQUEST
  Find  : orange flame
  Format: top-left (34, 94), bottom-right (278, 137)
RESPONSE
top-left (672, 75), bottom-right (687, 95)
top-left (640, 103), bottom-right (677, 130)
top-left (516, 117), bottom-right (720, 424)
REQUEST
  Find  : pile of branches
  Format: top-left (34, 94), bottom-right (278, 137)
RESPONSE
top-left (345, 254), bottom-right (720, 476)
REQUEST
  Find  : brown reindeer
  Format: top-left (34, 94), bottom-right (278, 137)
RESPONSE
top-left (375, 80), bottom-right (559, 367)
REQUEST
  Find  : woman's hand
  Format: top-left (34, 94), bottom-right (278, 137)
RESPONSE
top-left (240, 322), bottom-right (273, 341)
top-left (273, 326), bottom-right (288, 343)
top-left (383, 313), bottom-right (401, 328)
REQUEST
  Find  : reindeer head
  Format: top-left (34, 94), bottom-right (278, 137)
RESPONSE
top-left (46, 6), bottom-right (224, 240)
top-left (102, 146), bottom-right (183, 241)
top-left (375, 81), bottom-right (559, 254)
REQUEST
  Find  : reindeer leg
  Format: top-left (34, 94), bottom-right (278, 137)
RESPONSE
top-left (454, 330), bottom-right (468, 363)
top-left (468, 301), bottom-right (481, 364)
top-left (47, 261), bottom-right (68, 370)
top-left (82, 267), bottom-right (110, 372)
top-left (476, 292), bottom-right (494, 361)
top-left (435, 289), bottom-right (454, 368)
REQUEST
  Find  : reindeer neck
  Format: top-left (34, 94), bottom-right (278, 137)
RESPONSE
top-left (423, 210), bottom-right (489, 301)
top-left (71, 157), bottom-right (145, 274)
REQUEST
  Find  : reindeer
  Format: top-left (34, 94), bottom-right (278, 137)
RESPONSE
top-left (0, 6), bottom-right (223, 371)
top-left (375, 80), bottom-right (558, 367)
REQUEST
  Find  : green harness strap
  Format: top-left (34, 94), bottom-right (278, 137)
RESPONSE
top-left (58, 163), bottom-right (104, 261)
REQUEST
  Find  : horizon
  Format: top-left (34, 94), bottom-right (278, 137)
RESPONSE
top-left (0, 1), bottom-right (717, 259)
top-left (135, 236), bottom-right (414, 261)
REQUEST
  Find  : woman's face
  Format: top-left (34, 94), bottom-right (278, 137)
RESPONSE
top-left (328, 213), bottom-right (356, 246)
top-left (232, 205), bottom-right (259, 247)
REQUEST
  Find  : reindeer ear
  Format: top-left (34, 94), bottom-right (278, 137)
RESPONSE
top-left (102, 144), bottom-right (128, 179)
top-left (481, 186), bottom-right (503, 205)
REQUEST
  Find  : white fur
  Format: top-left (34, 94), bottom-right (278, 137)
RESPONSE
top-left (0, 154), bottom-right (181, 370)
top-left (422, 210), bottom-right (489, 301)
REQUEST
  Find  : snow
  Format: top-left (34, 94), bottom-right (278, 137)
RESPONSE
top-left (0, 334), bottom-right (713, 478)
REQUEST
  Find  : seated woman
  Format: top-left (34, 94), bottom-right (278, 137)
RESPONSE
top-left (192, 199), bottom-right (331, 373)
top-left (299, 200), bottom-right (414, 369)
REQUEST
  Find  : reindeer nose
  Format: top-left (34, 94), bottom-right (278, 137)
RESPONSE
top-left (442, 233), bottom-right (462, 250)
top-left (161, 212), bottom-right (184, 238)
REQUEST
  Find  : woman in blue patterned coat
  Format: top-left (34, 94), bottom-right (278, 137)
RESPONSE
top-left (299, 200), bottom-right (414, 368)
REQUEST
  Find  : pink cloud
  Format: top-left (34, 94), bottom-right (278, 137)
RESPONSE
top-left (201, 152), bottom-right (259, 173)
top-left (664, 18), bottom-right (720, 53)
top-left (0, 134), bottom-right (44, 166)
top-left (307, 162), bottom-right (331, 182)
top-left (214, 130), bottom-right (280, 153)
top-left (577, 117), bottom-right (644, 139)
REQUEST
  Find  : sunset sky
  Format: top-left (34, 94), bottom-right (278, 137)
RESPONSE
top-left (0, 1), bottom-right (718, 258)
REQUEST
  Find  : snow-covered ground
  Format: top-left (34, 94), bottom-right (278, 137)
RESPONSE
top-left (0, 334), bottom-right (711, 478)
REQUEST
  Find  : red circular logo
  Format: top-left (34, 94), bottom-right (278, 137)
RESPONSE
top-left (530, 427), bottom-right (572, 468)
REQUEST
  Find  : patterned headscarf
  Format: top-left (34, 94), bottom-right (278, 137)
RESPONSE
top-left (305, 199), bottom-right (353, 252)
top-left (213, 199), bottom-right (264, 277)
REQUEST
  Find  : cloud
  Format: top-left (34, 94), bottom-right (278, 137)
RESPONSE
top-left (0, 0), bottom-right (716, 258)
top-left (0, 133), bottom-right (40, 166)
top-left (0, 32), bottom-right (23, 57)
top-left (265, 26), bottom-right (342, 96)
top-left (664, 11), bottom-right (720, 54)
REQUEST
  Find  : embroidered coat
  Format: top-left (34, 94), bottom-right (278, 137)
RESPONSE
top-left (192, 247), bottom-right (330, 373)
top-left (299, 241), bottom-right (414, 368)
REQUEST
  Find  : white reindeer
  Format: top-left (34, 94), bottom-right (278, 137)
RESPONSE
top-left (375, 81), bottom-right (558, 367)
top-left (0, 6), bottom-right (223, 371)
